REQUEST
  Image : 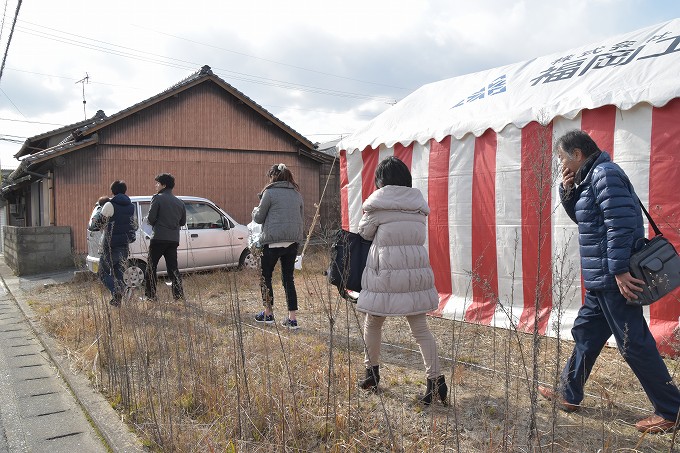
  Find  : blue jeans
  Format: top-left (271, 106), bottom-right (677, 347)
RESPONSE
top-left (560, 289), bottom-right (680, 420)
top-left (260, 243), bottom-right (298, 312)
top-left (99, 245), bottom-right (129, 301)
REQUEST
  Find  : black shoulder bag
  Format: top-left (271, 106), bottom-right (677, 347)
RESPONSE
top-left (327, 229), bottom-right (371, 302)
top-left (627, 200), bottom-right (680, 306)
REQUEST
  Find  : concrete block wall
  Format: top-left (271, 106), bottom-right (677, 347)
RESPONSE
top-left (3, 226), bottom-right (73, 276)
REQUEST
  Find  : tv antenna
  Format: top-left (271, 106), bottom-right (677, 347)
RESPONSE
top-left (75, 73), bottom-right (89, 120)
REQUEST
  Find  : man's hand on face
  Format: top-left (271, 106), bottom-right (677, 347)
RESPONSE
top-left (562, 165), bottom-right (575, 190)
top-left (615, 272), bottom-right (645, 301)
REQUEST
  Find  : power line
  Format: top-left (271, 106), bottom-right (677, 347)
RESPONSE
top-left (15, 21), bottom-right (398, 103)
top-left (6, 67), bottom-right (141, 89)
top-left (0, 117), bottom-right (62, 125)
top-left (0, 0), bottom-right (21, 84)
top-left (2, 65), bottom-right (387, 120)
top-left (1, 19), bottom-right (400, 126)
top-left (0, 0), bottom-right (9, 44)
top-left (262, 104), bottom-right (377, 118)
top-left (134, 24), bottom-right (410, 92)
top-left (0, 86), bottom-right (23, 117)
top-left (21, 19), bottom-right (410, 92)
top-left (304, 133), bottom-right (351, 137)
top-left (0, 136), bottom-right (25, 143)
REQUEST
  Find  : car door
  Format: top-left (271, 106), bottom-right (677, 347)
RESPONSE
top-left (183, 201), bottom-right (233, 269)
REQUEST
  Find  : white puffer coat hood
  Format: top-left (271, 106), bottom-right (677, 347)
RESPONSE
top-left (357, 185), bottom-right (439, 316)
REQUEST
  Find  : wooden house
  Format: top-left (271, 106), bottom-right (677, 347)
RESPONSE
top-left (1, 65), bottom-right (339, 254)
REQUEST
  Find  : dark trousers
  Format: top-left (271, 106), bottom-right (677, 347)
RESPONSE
top-left (561, 289), bottom-right (680, 420)
top-left (99, 244), bottom-right (129, 301)
top-left (145, 240), bottom-right (184, 300)
top-left (260, 243), bottom-right (298, 312)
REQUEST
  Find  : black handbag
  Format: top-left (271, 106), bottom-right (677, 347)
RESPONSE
top-left (327, 229), bottom-right (371, 301)
top-left (627, 200), bottom-right (680, 306)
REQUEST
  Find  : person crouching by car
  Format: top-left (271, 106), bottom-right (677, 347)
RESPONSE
top-left (99, 181), bottom-right (135, 307)
top-left (251, 163), bottom-right (304, 329)
top-left (88, 196), bottom-right (110, 233)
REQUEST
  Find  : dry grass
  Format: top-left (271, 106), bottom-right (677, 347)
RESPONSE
top-left (25, 245), bottom-right (680, 452)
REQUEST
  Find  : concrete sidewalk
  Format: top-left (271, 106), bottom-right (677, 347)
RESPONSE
top-left (0, 259), bottom-right (144, 453)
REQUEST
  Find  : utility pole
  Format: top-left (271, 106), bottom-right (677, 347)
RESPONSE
top-left (75, 73), bottom-right (89, 120)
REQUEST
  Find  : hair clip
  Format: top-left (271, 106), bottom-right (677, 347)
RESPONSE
top-left (277, 163), bottom-right (286, 171)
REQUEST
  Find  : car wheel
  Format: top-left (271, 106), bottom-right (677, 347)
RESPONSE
top-left (123, 260), bottom-right (146, 288)
top-left (239, 249), bottom-right (259, 270)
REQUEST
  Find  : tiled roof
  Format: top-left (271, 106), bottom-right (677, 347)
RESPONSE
top-left (77, 65), bottom-right (316, 150)
top-left (8, 136), bottom-right (97, 181)
top-left (14, 110), bottom-right (107, 159)
top-left (3, 65), bottom-right (324, 192)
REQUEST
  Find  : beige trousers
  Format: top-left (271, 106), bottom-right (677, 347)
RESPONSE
top-left (363, 313), bottom-right (441, 379)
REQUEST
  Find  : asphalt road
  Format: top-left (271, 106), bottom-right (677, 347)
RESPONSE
top-left (0, 259), bottom-right (144, 453)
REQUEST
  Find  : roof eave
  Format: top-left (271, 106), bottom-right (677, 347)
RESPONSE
top-left (8, 135), bottom-right (98, 184)
top-left (14, 112), bottom-right (106, 159)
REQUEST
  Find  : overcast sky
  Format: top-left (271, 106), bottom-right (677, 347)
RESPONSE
top-left (0, 0), bottom-right (678, 169)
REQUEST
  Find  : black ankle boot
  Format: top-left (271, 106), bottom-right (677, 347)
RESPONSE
top-left (358, 365), bottom-right (380, 390)
top-left (419, 375), bottom-right (448, 405)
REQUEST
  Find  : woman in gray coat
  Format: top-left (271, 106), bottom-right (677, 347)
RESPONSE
top-left (357, 156), bottom-right (447, 405)
top-left (252, 164), bottom-right (304, 329)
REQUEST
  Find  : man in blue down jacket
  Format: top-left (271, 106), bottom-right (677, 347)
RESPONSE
top-left (538, 130), bottom-right (680, 433)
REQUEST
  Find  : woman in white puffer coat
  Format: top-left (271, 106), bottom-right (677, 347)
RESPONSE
top-left (357, 156), bottom-right (447, 406)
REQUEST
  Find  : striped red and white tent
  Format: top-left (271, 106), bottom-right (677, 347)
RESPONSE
top-left (337, 18), bottom-right (680, 354)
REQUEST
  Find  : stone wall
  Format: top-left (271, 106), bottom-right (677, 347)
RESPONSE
top-left (3, 226), bottom-right (73, 276)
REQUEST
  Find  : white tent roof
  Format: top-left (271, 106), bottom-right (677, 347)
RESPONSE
top-left (339, 18), bottom-right (680, 153)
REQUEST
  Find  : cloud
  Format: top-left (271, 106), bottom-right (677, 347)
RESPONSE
top-left (0, 0), bottom-right (678, 167)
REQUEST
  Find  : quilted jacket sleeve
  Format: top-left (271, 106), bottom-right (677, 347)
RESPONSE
top-left (592, 166), bottom-right (637, 275)
top-left (358, 212), bottom-right (378, 241)
top-left (252, 190), bottom-right (271, 224)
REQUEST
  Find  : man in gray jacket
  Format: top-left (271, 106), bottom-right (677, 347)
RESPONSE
top-left (144, 173), bottom-right (186, 301)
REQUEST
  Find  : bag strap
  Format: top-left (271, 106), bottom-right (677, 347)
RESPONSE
top-left (622, 170), bottom-right (663, 237)
top-left (637, 198), bottom-right (662, 236)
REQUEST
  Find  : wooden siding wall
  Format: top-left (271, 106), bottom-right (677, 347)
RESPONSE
top-left (46, 80), bottom-right (340, 254)
top-left (318, 158), bottom-right (341, 235)
top-left (101, 82), bottom-right (299, 152)
top-left (56, 146), bottom-right (325, 253)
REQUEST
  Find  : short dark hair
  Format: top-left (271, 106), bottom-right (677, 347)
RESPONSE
top-left (97, 196), bottom-right (110, 206)
top-left (110, 180), bottom-right (127, 195)
top-left (155, 173), bottom-right (175, 189)
top-left (375, 156), bottom-right (412, 189)
top-left (556, 130), bottom-right (601, 158)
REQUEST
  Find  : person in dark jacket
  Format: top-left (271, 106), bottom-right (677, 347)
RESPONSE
top-left (538, 130), bottom-right (680, 433)
top-left (144, 173), bottom-right (186, 301)
top-left (99, 181), bottom-right (135, 307)
top-left (251, 163), bottom-right (304, 329)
